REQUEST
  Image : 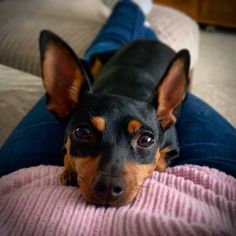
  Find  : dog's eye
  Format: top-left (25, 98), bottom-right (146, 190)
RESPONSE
top-left (74, 125), bottom-right (94, 142)
top-left (137, 132), bottom-right (155, 148)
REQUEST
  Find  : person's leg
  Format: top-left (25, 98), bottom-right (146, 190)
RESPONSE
top-left (84, 0), bottom-right (157, 61)
top-left (0, 97), bottom-right (65, 176)
top-left (102, 0), bottom-right (153, 15)
top-left (174, 93), bottom-right (236, 177)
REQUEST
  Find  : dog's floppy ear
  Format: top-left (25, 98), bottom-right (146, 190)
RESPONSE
top-left (39, 30), bottom-right (90, 119)
top-left (156, 50), bottom-right (190, 129)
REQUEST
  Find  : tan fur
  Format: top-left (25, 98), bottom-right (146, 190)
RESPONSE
top-left (157, 58), bottom-right (187, 128)
top-left (60, 134), bottom-right (172, 205)
top-left (73, 156), bottom-right (101, 203)
top-left (91, 116), bottom-right (106, 132)
top-left (42, 42), bottom-right (85, 119)
top-left (127, 119), bottom-right (142, 134)
top-left (155, 147), bottom-right (172, 172)
top-left (120, 160), bottom-right (157, 205)
top-left (60, 136), bottom-right (102, 203)
top-left (60, 139), bottom-right (77, 186)
top-left (90, 58), bottom-right (103, 78)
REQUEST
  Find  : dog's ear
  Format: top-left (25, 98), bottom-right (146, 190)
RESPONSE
top-left (156, 50), bottom-right (190, 129)
top-left (39, 30), bottom-right (90, 119)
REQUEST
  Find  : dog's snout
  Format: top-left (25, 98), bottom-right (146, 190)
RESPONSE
top-left (92, 174), bottom-right (125, 202)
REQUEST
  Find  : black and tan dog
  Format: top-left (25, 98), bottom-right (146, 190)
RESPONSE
top-left (39, 30), bottom-right (190, 206)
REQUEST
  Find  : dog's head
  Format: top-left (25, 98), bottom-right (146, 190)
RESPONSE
top-left (39, 31), bottom-right (190, 206)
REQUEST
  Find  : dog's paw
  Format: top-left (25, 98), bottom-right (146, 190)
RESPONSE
top-left (60, 169), bottom-right (78, 186)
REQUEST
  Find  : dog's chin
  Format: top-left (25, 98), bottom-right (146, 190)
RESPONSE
top-left (87, 199), bottom-right (130, 207)
top-left (84, 196), bottom-right (134, 207)
top-left (79, 188), bottom-right (139, 207)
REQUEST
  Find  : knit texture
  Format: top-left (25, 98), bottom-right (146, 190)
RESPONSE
top-left (0, 165), bottom-right (235, 236)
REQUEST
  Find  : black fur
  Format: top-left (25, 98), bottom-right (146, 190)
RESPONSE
top-left (40, 30), bottom-right (190, 174)
top-left (67, 41), bottom-right (187, 170)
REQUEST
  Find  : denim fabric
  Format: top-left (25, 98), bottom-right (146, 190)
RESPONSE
top-left (84, 1), bottom-right (157, 61)
top-left (0, 97), bottom-right (65, 176)
top-left (175, 94), bottom-right (236, 177)
top-left (0, 1), bottom-right (235, 177)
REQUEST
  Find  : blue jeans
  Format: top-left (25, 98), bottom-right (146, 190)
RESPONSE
top-left (84, 1), bottom-right (157, 61)
top-left (0, 1), bottom-right (236, 177)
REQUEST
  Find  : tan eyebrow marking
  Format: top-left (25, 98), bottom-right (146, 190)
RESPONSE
top-left (127, 119), bottom-right (142, 134)
top-left (91, 116), bottom-right (106, 132)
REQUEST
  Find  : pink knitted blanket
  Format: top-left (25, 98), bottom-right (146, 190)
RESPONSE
top-left (0, 165), bottom-right (235, 235)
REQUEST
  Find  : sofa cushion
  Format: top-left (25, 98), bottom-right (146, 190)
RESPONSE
top-left (0, 0), bottom-right (199, 76)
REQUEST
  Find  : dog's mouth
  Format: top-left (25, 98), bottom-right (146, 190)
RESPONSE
top-left (77, 163), bottom-right (156, 206)
top-left (79, 177), bottom-right (140, 207)
top-left (70, 154), bottom-right (157, 206)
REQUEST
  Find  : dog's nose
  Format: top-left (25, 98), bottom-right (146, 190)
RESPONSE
top-left (92, 174), bottom-right (125, 202)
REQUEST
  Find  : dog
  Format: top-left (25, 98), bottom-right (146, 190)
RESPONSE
top-left (39, 30), bottom-right (190, 206)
